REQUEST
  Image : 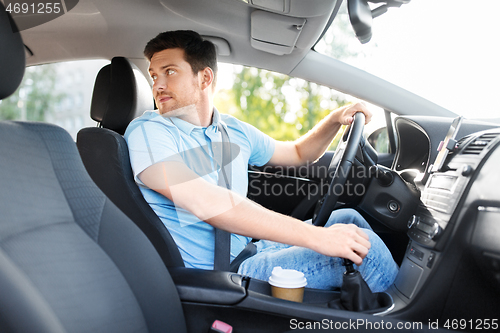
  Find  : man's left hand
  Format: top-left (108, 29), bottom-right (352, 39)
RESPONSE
top-left (334, 102), bottom-right (372, 125)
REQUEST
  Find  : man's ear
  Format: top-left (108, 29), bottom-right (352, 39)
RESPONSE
top-left (199, 67), bottom-right (214, 90)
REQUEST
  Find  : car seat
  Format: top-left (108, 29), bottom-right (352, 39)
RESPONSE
top-left (0, 6), bottom-right (186, 332)
top-left (76, 57), bottom-right (185, 268)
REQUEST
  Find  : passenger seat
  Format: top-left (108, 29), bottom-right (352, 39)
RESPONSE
top-left (0, 8), bottom-right (186, 331)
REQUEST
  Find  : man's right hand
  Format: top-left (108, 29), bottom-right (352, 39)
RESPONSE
top-left (307, 223), bottom-right (371, 266)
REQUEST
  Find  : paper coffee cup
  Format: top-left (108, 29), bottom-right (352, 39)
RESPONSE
top-left (268, 267), bottom-right (307, 303)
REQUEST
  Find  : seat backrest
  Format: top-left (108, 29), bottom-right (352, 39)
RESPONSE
top-left (0, 7), bottom-right (186, 333)
top-left (0, 2), bottom-right (24, 100)
top-left (88, 57), bottom-right (153, 136)
top-left (77, 57), bottom-right (184, 267)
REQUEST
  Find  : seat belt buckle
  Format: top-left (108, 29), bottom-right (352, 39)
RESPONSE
top-left (210, 320), bottom-right (233, 333)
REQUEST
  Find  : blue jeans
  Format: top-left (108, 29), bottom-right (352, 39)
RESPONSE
top-left (237, 209), bottom-right (399, 292)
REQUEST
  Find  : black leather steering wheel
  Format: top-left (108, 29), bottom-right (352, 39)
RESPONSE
top-left (313, 112), bottom-right (365, 226)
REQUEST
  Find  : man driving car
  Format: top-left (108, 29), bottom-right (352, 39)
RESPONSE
top-left (124, 30), bottom-right (398, 291)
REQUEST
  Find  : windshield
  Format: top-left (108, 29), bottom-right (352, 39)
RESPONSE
top-left (316, 0), bottom-right (500, 120)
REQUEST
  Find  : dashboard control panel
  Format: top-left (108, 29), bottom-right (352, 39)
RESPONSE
top-left (408, 126), bottom-right (500, 248)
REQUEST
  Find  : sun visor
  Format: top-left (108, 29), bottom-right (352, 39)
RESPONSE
top-left (251, 0), bottom-right (290, 13)
top-left (202, 36), bottom-right (231, 56)
top-left (250, 10), bottom-right (306, 55)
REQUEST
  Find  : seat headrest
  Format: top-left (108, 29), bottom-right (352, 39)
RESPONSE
top-left (91, 57), bottom-right (154, 135)
top-left (0, 3), bottom-right (26, 99)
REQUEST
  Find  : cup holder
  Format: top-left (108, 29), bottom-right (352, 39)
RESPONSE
top-left (247, 278), bottom-right (394, 314)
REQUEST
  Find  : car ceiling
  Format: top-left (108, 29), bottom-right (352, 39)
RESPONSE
top-left (15, 0), bottom-right (458, 118)
top-left (19, 0), bottom-right (340, 75)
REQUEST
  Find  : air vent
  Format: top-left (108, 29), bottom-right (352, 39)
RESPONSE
top-left (462, 133), bottom-right (499, 155)
top-left (455, 135), bottom-right (471, 149)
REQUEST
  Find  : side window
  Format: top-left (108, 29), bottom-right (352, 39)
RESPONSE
top-left (368, 127), bottom-right (390, 153)
top-left (215, 64), bottom-right (385, 150)
top-left (0, 59), bottom-right (110, 139)
top-left (367, 110), bottom-right (399, 155)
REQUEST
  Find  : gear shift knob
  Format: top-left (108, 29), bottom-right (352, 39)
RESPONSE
top-left (338, 258), bottom-right (381, 311)
top-left (342, 259), bottom-right (356, 274)
top-left (329, 258), bottom-right (393, 312)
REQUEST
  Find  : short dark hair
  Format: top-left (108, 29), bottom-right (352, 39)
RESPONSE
top-left (144, 30), bottom-right (218, 85)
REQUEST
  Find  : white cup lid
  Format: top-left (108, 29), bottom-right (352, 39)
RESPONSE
top-left (268, 266), bottom-right (307, 288)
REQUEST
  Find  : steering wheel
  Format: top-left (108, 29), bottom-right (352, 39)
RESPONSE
top-left (313, 112), bottom-right (365, 226)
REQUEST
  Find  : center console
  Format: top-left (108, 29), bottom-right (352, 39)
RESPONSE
top-left (392, 117), bottom-right (500, 306)
top-left (168, 266), bottom-right (402, 332)
top-left (169, 266), bottom-right (394, 313)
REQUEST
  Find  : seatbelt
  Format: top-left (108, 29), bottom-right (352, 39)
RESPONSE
top-left (213, 123), bottom-right (232, 271)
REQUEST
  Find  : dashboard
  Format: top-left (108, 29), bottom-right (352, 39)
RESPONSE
top-left (392, 118), bottom-right (430, 173)
top-left (392, 116), bottom-right (496, 174)
top-left (387, 115), bottom-right (500, 321)
top-left (406, 125), bottom-right (500, 248)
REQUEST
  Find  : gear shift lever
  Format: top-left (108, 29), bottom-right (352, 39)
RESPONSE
top-left (338, 259), bottom-right (382, 311)
top-left (343, 258), bottom-right (356, 274)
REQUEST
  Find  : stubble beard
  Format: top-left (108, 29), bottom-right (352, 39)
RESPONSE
top-left (156, 90), bottom-right (193, 116)
top-left (156, 79), bottom-right (203, 123)
top-left (157, 93), bottom-right (202, 124)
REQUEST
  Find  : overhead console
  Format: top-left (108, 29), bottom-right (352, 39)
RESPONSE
top-left (245, 0), bottom-right (338, 16)
top-left (250, 11), bottom-right (306, 55)
top-left (243, 0), bottom-right (340, 55)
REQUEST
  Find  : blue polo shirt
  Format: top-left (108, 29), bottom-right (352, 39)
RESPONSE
top-left (124, 108), bottom-right (275, 269)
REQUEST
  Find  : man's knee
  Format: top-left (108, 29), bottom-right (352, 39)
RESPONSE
top-left (363, 229), bottom-right (394, 262)
top-left (325, 208), bottom-right (366, 228)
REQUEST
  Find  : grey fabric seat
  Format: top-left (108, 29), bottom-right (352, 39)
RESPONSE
top-left (0, 122), bottom-right (187, 333)
top-left (0, 6), bottom-right (187, 332)
top-left (76, 57), bottom-right (185, 268)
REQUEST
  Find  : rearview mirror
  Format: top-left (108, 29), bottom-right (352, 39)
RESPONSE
top-left (348, 0), bottom-right (373, 44)
top-left (348, 0), bottom-right (411, 44)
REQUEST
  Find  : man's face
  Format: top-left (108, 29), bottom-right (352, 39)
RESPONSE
top-left (149, 48), bottom-right (201, 116)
